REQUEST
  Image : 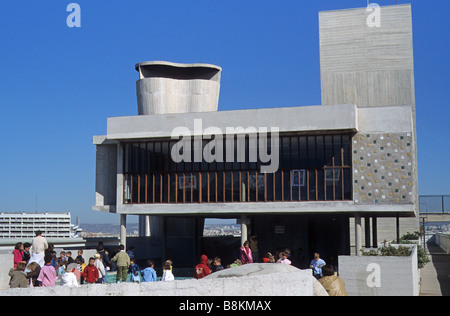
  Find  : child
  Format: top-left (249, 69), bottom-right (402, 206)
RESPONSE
top-left (195, 255), bottom-right (211, 279)
top-left (66, 251), bottom-right (74, 264)
top-left (128, 258), bottom-right (140, 283)
top-left (263, 252), bottom-right (275, 263)
top-left (161, 261), bottom-right (174, 281)
top-left (59, 251), bottom-right (67, 262)
top-left (25, 262), bottom-right (41, 287)
top-left (83, 257), bottom-right (99, 284)
top-left (277, 252), bottom-right (292, 265)
top-left (140, 260), bottom-right (157, 282)
top-left (61, 266), bottom-right (79, 287)
top-left (37, 253), bottom-right (57, 287)
top-left (56, 261), bottom-right (67, 279)
top-left (211, 257), bottom-right (224, 273)
top-left (9, 262), bottom-right (28, 288)
top-left (94, 253), bottom-right (106, 284)
top-left (76, 249), bottom-right (83, 261)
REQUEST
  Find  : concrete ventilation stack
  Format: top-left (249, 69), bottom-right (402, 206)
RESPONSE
top-left (135, 61), bottom-right (222, 115)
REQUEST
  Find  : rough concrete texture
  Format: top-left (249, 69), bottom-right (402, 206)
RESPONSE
top-left (1, 263), bottom-right (325, 296)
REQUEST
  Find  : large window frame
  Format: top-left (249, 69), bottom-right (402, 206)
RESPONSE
top-left (122, 133), bottom-right (353, 204)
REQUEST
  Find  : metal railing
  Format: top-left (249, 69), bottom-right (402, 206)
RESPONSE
top-left (419, 195), bottom-right (450, 214)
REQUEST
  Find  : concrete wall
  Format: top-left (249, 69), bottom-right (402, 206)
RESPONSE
top-left (338, 244), bottom-right (419, 296)
top-left (1, 267), bottom-right (314, 296)
top-left (94, 140), bottom-right (118, 209)
top-left (319, 5), bottom-right (415, 108)
top-left (0, 254), bottom-right (13, 290)
top-left (436, 234), bottom-right (450, 254)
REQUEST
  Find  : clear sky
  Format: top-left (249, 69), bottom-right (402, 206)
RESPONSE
top-left (0, 0), bottom-right (448, 224)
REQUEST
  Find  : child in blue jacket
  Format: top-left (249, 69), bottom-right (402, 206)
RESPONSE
top-left (140, 260), bottom-right (157, 282)
top-left (128, 258), bottom-right (140, 283)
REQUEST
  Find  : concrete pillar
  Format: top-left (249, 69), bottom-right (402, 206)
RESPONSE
top-left (372, 216), bottom-right (378, 248)
top-left (241, 214), bottom-right (248, 246)
top-left (161, 216), bottom-right (167, 261)
top-left (120, 214), bottom-right (127, 248)
top-left (355, 213), bottom-right (362, 256)
top-left (139, 215), bottom-right (151, 237)
top-left (365, 216), bottom-right (371, 248)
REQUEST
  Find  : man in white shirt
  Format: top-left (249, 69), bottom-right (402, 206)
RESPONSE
top-left (29, 230), bottom-right (48, 267)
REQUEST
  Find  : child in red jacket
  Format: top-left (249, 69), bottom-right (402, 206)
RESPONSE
top-left (83, 258), bottom-right (99, 284)
top-left (194, 254), bottom-right (211, 279)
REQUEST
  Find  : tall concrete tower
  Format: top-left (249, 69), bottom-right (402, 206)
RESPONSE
top-left (319, 4), bottom-right (419, 250)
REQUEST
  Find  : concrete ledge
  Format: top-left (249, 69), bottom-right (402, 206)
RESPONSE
top-left (106, 104), bottom-right (358, 140)
top-left (1, 264), bottom-right (316, 296)
top-left (116, 200), bottom-right (415, 216)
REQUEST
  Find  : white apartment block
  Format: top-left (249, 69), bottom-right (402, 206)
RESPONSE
top-left (0, 212), bottom-right (73, 239)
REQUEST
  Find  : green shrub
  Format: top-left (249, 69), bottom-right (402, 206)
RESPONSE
top-left (360, 233), bottom-right (430, 269)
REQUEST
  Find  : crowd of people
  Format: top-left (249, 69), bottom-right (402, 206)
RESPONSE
top-left (193, 240), bottom-right (347, 296)
top-left (8, 231), bottom-right (347, 296)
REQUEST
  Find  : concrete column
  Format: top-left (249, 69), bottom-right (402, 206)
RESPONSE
top-left (120, 214), bottom-right (127, 248)
top-left (372, 216), bottom-right (378, 248)
top-left (161, 216), bottom-right (167, 261)
top-left (365, 216), bottom-right (371, 248)
top-left (241, 214), bottom-right (248, 246)
top-left (139, 215), bottom-right (151, 237)
top-left (355, 213), bottom-right (362, 256)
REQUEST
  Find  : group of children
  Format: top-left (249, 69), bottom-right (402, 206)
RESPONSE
top-left (8, 243), bottom-right (178, 288)
top-left (9, 248), bottom-right (109, 288)
top-left (128, 259), bottom-right (175, 283)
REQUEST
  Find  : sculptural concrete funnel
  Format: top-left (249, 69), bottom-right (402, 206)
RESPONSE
top-left (135, 61), bottom-right (222, 115)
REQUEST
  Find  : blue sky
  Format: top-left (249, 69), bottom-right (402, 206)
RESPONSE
top-left (0, 0), bottom-right (448, 224)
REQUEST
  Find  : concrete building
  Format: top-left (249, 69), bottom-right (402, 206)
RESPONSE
top-left (0, 212), bottom-right (79, 239)
top-left (93, 4), bottom-right (419, 267)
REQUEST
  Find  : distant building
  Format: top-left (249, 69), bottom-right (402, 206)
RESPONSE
top-left (93, 4), bottom-right (419, 266)
top-left (0, 212), bottom-right (80, 239)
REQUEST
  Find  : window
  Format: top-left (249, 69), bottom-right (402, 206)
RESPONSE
top-left (122, 133), bottom-right (352, 204)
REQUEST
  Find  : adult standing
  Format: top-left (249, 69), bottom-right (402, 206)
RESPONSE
top-left (111, 244), bottom-right (130, 283)
top-left (318, 265), bottom-right (348, 296)
top-left (29, 230), bottom-right (48, 267)
top-left (12, 242), bottom-right (26, 268)
top-left (239, 241), bottom-right (253, 265)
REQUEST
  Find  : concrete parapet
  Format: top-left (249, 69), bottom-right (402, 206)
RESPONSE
top-left (436, 234), bottom-right (450, 254)
top-left (1, 263), bottom-right (318, 296)
top-left (338, 244), bottom-right (419, 296)
top-left (0, 254), bottom-right (13, 290)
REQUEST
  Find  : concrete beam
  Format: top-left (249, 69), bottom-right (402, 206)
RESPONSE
top-left (106, 104), bottom-right (358, 140)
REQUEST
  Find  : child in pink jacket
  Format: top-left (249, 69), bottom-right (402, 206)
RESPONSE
top-left (37, 253), bottom-right (57, 287)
